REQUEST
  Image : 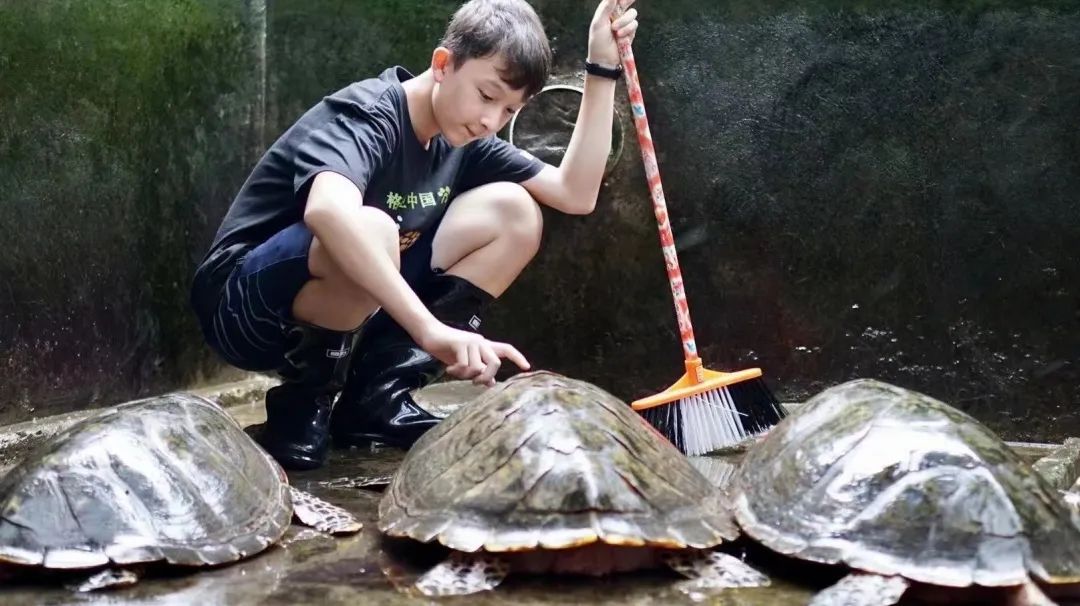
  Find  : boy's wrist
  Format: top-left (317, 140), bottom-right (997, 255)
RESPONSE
top-left (585, 55), bottom-right (620, 70)
top-left (584, 59), bottom-right (623, 80)
top-left (396, 307), bottom-right (441, 345)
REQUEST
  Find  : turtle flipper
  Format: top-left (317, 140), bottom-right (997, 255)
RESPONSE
top-left (72, 568), bottom-right (140, 592)
top-left (415, 552), bottom-right (509, 597)
top-left (288, 486), bottom-right (362, 535)
top-left (1009, 579), bottom-right (1058, 606)
top-left (665, 549), bottom-right (770, 588)
top-left (809, 573), bottom-right (908, 606)
top-left (321, 473), bottom-right (394, 489)
top-left (1060, 489), bottom-right (1080, 516)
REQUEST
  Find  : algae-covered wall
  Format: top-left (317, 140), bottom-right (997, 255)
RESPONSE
top-left (1, 0), bottom-right (1077, 441)
top-left (0, 0), bottom-right (263, 424)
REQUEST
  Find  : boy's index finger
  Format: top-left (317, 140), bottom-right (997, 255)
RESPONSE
top-left (492, 342), bottom-right (531, 371)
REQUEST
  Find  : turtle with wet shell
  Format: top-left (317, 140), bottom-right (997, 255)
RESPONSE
top-left (377, 370), bottom-right (770, 596)
top-left (0, 393), bottom-right (360, 591)
top-left (730, 378), bottom-right (1080, 606)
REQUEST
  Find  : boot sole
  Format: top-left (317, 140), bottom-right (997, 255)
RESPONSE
top-left (273, 453), bottom-right (325, 471)
top-left (247, 425), bottom-right (328, 471)
top-left (332, 433), bottom-right (413, 450)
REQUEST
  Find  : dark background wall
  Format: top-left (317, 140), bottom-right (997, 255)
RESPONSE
top-left (1, 0), bottom-right (1076, 441)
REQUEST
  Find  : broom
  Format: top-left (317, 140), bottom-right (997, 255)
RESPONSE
top-left (611, 4), bottom-right (787, 455)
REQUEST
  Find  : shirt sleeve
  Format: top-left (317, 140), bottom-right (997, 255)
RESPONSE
top-left (458, 136), bottom-right (546, 193)
top-left (292, 103), bottom-right (399, 205)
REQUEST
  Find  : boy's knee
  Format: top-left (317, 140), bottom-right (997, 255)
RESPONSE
top-left (485, 182), bottom-right (543, 250)
top-left (356, 206), bottom-right (402, 255)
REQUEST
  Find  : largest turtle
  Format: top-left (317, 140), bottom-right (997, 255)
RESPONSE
top-left (0, 392), bottom-right (360, 591)
top-left (378, 370), bottom-right (769, 596)
top-left (730, 378), bottom-right (1080, 605)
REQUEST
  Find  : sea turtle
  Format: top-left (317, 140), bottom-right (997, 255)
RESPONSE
top-left (730, 378), bottom-right (1080, 605)
top-left (377, 370), bottom-right (769, 596)
top-left (0, 392), bottom-right (360, 591)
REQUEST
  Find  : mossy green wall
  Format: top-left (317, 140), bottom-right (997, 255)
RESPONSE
top-left (0, 0), bottom-right (262, 423)
top-left (1, 0), bottom-right (1077, 441)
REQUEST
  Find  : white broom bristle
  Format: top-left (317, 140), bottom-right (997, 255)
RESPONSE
top-left (636, 378), bottom-right (786, 456)
top-left (678, 388), bottom-right (749, 456)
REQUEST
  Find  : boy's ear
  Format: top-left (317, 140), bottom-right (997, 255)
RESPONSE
top-left (432, 47), bottom-right (454, 82)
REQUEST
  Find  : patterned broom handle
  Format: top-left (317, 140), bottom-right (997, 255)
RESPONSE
top-left (612, 5), bottom-right (699, 361)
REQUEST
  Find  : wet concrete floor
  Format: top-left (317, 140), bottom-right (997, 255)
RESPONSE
top-left (0, 449), bottom-right (815, 605)
top-left (0, 378), bottom-right (1074, 605)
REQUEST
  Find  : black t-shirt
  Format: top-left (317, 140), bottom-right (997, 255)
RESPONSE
top-left (191, 66), bottom-right (544, 315)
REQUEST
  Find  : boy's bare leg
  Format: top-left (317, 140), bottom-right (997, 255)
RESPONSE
top-left (431, 181), bottom-right (544, 296)
top-left (246, 206), bottom-right (401, 470)
top-left (291, 206), bottom-right (401, 330)
top-left (330, 181), bottom-right (543, 449)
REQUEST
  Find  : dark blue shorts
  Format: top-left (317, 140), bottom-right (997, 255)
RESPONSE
top-left (198, 222), bottom-right (436, 372)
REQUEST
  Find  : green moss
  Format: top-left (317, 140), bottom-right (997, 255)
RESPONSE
top-left (267, 0), bottom-right (458, 132)
top-left (0, 0), bottom-right (259, 421)
top-left (654, 0), bottom-right (1079, 21)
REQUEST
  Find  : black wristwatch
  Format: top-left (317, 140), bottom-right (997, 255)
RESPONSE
top-left (584, 59), bottom-right (623, 80)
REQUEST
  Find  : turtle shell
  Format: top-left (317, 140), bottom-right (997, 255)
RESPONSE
top-left (378, 371), bottom-right (736, 552)
top-left (731, 378), bottom-right (1080, 588)
top-left (0, 393), bottom-right (292, 569)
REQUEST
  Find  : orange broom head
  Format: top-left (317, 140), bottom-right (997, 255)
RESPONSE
top-left (631, 358), bottom-right (764, 411)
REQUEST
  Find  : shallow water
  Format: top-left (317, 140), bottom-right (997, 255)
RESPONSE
top-left (0, 445), bottom-right (815, 606)
top-left (0, 379), bottom-right (1075, 605)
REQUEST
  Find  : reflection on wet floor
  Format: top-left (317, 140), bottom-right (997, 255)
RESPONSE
top-left (3, 379), bottom-right (1076, 606)
top-left (0, 443), bottom-right (815, 606)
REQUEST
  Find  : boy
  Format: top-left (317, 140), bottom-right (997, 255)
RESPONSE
top-left (190, 0), bottom-right (639, 470)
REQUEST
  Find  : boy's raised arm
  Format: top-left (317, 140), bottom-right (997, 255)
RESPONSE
top-left (521, 0), bottom-right (638, 215)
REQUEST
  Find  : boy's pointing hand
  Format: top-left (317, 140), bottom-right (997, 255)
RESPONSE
top-left (419, 321), bottom-right (531, 387)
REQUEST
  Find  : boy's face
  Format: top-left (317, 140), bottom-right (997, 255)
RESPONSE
top-left (432, 51), bottom-right (528, 147)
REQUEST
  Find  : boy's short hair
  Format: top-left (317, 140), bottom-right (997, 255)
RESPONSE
top-left (441, 0), bottom-right (552, 98)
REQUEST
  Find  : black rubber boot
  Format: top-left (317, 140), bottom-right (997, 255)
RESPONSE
top-left (246, 323), bottom-right (361, 470)
top-left (330, 274), bottom-right (493, 449)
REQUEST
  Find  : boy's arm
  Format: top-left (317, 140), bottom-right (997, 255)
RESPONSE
top-left (304, 172), bottom-right (435, 341)
top-left (520, 0), bottom-right (638, 215)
